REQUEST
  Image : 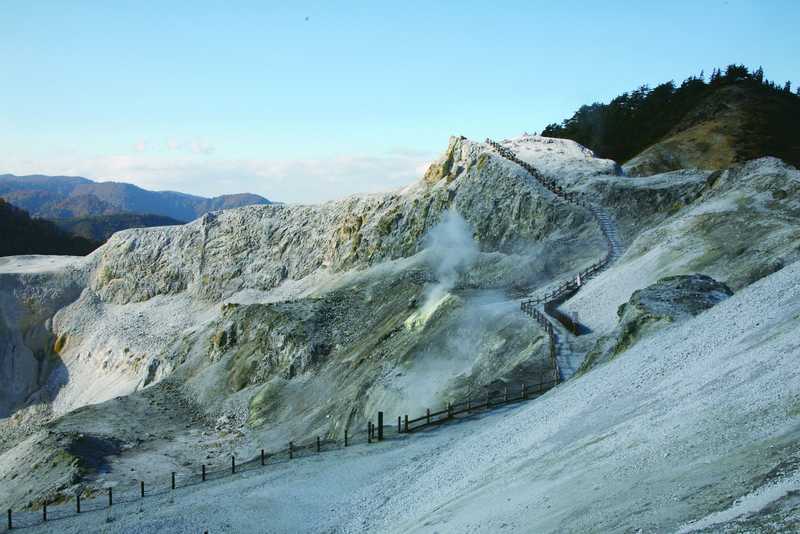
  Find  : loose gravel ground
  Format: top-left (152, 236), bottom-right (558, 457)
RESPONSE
top-left (10, 260), bottom-right (800, 533)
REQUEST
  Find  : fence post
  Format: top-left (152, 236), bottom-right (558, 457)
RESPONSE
top-left (76, 492), bottom-right (81, 514)
top-left (261, 449), bottom-right (265, 466)
top-left (426, 409), bottom-right (430, 425)
top-left (108, 487), bottom-right (113, 507)
top-left (397, 416), bottom-right (401, 433)
top-left (344, 430), bottom-right (348, 447)
top-left (377, 412), bottom-right (384, 441)
top-left (447, 402), bottom-right (453, 419)
top-left (404, 414), bottom-right (409, 433)
top-left (43, 502), bottom-right (47, 522)
top-left (202, 464), bottom-right (206, 481)
top-left (316, 436), bottom-right (321, 453)
top-left (367, 422), bottom-right (372, 444)
top-left (289, 441), bottom-right (293, 459)
top-left (6, 509), bottom-right (10, 530)
top-left (232, 456), bottom-right (236, 474)
top-left (140, 480), bottom-right (145, 498)
top-left (171, 472), bottom-right (176, 490)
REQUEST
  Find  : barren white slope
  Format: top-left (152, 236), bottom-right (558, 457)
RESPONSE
top-left (500, 133), bottom-right (620, 182)
top-left (1, 135), bottom-right (600, 424)
top-left (0, 255), bottom-right (87, 274)
top-left (563, 156), bottom-right (800, 335)
top-left (24, 259), bottom-right (800, 533)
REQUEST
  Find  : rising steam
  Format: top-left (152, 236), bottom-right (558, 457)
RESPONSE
top-left (419, 209), bottom-right (479, 315)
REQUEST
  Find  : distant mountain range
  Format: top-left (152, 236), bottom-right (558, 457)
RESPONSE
top-left (0, 174), bottom-right (271, 221)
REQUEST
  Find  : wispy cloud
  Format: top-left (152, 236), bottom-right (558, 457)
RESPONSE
top-left (164, 138), bottom-right (214, 155)
top-left (188, 139), bottom-right (214, 155)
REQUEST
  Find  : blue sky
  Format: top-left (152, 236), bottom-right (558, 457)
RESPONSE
top-left (1, 1), bottom-right (797, 202)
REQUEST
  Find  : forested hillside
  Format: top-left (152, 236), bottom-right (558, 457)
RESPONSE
top-left (0, 198), bottom-right (99, 256)
top-left (542, 65), bottom-right (800, 171)
top-left (53, 213), bottom-right (183, 242)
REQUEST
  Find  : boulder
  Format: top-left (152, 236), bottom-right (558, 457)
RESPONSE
top-left (580, 274), bottom-right (733, 371)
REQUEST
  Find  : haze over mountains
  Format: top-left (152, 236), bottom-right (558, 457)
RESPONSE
top-left (0, 173), bottom-right (271, 222)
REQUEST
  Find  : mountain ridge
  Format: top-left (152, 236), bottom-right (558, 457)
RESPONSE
top-left (0, 173), bottom-right (271, 221)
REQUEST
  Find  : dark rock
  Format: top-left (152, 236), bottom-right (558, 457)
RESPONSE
top-left (581, 274), bottom-right (732, 372)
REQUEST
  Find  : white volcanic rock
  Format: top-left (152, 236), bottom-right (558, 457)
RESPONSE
top-left (499, 133), bottom-right (621, 183)
top-left (562, 157), bottom-right (800, 335)
top-left (0, 136), bottom-right (599, 428)
top-left (0, 257), bottom-right (88, 418)
top-left (16, 254), bottom-right (800, 534)
top-left (2, 133), bottom-right (799, 527)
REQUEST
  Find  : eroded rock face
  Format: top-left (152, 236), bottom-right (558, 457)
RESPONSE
top-left (89, 136), bottom-right (594, 306)
top-left (5, 135), bottom-right (797, 512)
top-left (0, 136), bottom-right (601, 448)
top-left (0, 260), bottom-right (87, 419)
top-left (580, 274), bottom-right (733, 371)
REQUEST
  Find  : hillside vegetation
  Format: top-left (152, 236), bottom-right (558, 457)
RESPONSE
top-left (53, 213), bottom-right (183, 242)
top-left (542, 65), bottom-right (800, 174)
top-left (0, 198), bottom-right (99, 256)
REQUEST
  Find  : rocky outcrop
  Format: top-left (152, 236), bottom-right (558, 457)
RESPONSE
top-left (0, 258), bottom-right (88, 419)
top-left (500, 134), bottom-right (621, 185)
top-left (0, 136), bottom-right (603, 457)
top-left (582, 169), bottom-right (710, 245)
top-left (4, 133), bottom-right (798, 515)
top-left (580, 274), bottom-right (733, 371)
top-left (89, 136), bottom-right (596, 306)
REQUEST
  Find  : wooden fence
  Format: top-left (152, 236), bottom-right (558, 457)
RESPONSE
top-left (487, 138), bottom-right (619, 375)
top-left (3, 376), bottom-right (559, 532)
top-left (401, 380), bottom-right (556, 433)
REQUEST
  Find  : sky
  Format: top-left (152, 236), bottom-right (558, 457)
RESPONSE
top-left (1, 1), bottom-right (798, 203)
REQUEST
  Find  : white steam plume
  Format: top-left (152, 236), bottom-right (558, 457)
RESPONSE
top-left (421, 209), bottom-right (479, 312)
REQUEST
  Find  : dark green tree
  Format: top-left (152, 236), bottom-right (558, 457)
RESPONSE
top-left (0, 198), bottom-right (99, 256)
top-left (723, 64), bottom-right (750, 82)
top-left (540, 64), bottom-right (799, 164)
